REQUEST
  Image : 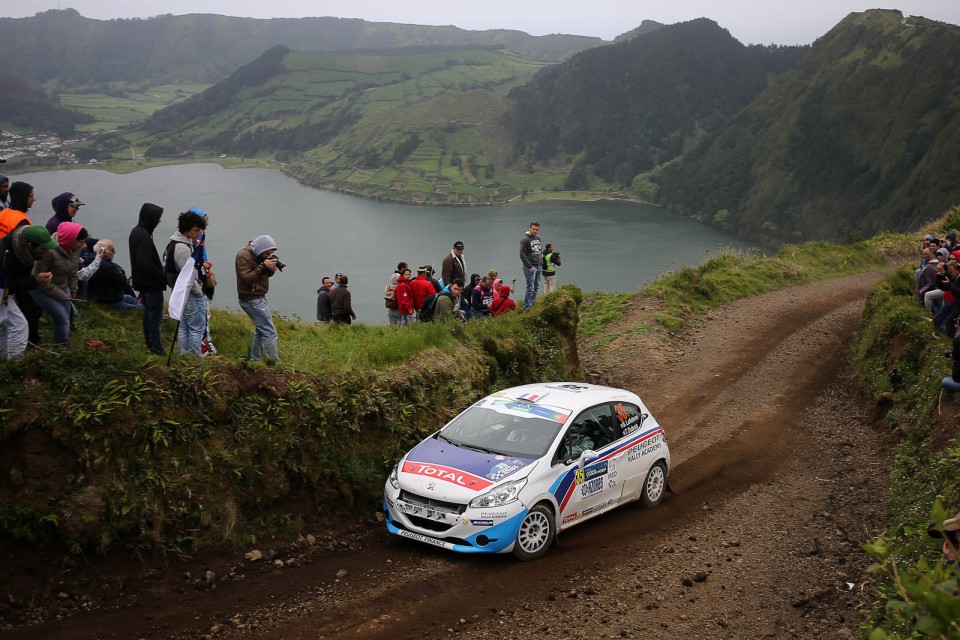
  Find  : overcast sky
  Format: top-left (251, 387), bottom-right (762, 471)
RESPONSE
top-left (5, 1), bottom-right (960, 45)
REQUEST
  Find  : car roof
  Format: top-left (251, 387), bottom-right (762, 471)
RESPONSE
top-left (490, 382), bottom-right (643, 413)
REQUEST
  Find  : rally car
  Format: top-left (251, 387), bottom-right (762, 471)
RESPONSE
top-left (383, 382), bottom-right (670, 560)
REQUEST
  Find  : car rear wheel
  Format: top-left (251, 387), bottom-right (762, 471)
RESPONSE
top-left (641, 461), bottom-right (667, 508)
top-left (512, 504), bottom-right (555, 561)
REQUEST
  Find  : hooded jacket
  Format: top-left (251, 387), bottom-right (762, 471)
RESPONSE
top-left (0, 181), bottom-right (34, 238)
top-left (490, 286), bottom-right (516, 317)
top-left (235, 242), bottom-right (275, 301)
top-left (168, 230), bottom-right (203, 297)
top-left (520, 231), bottom-right (542, 269)
top-left (410, 273), bottom-right (435, 311)
top-left (45, 192), bottom-right (77, 235)
top-left (395, 275), bottom-right (415, 316)
top-left (129, 203), bottom-right (165, 292)
top-left (0, 225), bottom-right (43, 295)
top-left (33, 222), bottom-right (84, 301)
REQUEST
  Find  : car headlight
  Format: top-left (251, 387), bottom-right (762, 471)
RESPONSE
top-left (469, 478), bottom-right (527, 509)
top-left (388, 463), bottom-right (400, 490)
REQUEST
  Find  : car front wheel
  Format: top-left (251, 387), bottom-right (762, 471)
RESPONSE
top-left (641, 460), bottom-right (667, 508)
top-left (512, 504), bottom-right (555, 561)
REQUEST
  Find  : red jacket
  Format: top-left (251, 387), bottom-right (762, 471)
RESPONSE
top-left (396, 276), bottom-right (414, 315)
top-left (490, 286), bottom-right (516, 317)
top-left (410, 275), bottom-right (435, 310)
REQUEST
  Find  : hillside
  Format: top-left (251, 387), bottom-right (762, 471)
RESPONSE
top-left (0, 9), bottom-right (600, 88)
top-left (508, 19), bottom-right (807, 187)
top-left (0, 72), bottom-right (93, 136)
top-left (133, 45), bottom-right (550, 203)
top-left (657, 9), bottom-right (960, 244)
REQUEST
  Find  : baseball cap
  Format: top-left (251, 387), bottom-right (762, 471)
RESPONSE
top-left (453, 241), bottom-right (464, 249)
top-left (22, 225), bottom-right (58, 249)
top-left (69, 194), bottom-right (84, 207)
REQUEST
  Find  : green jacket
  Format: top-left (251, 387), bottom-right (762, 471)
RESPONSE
top-left (435, 291), bottom-right (460, 320)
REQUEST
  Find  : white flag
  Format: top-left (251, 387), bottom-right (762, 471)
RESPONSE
top-left (167, 255), bottom-right (198, 322)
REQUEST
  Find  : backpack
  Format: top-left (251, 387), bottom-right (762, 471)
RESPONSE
top-left (163, 239), bottom-right (191, 288)
top-left (417, 292), bottom-right (441, 322)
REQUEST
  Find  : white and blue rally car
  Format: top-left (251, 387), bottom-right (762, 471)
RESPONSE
top-left (383, 382), bottom-right (670, 560)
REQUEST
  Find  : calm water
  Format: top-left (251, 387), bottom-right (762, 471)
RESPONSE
top-left (14, 164), bottom-right (754, 323)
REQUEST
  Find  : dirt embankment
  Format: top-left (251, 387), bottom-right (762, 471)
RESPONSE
top-left (3, 272), bottom-right (892, 640)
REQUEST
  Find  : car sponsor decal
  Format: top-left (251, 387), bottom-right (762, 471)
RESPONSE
top-left (464, 519), bottom-right (494, 526)
top-left (402, 461), bottom-right (494, 491)
top-left (395, 528), bottom-right (457, 550)
top-left (552, 426), bottom-right (664, 513)
top-left (405, 437), bottom-right (536, 484)
top-left (481, 396), bottom-right (571, 423)
top-left (562, 513), bottom-right (579, 524)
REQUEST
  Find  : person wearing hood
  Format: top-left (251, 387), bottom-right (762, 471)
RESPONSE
top-left (0, 225), bottom-right (56, 359)
top-left (0, 175), bottom-right (9, 210)
top-left (470, 275), bottom-right (495, 318)
top-left (0, 181), bottom-right (35, 238)
top-left (166, 210), bottom-right (208, 357)
top-left (45, 192), bottom-right (84, 235)
top-left (29, 221), bottom-right (88, 346)
top-left (395, 267), bottom-right (415, 326)
top-left (129, 202), bottom-right (166, 356)
top-left (490, 285), bottom-right (517, 317)
top-left (461, 273), bottom-right (481, 320)
top-left (236, 234), bottom-right (281, 361)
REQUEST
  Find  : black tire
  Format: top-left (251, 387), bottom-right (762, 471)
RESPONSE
top-left (512, 504), bottom-right (555, 561)
top-left (640, 460), bottom-right (667, 508)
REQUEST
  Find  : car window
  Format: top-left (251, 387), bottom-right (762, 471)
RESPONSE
top-left (555, 404), bottom-right (616, 463)
top-left (440, 401), bottom-right (568, 458)
top-left (612, 402), bottom-right (647, 439)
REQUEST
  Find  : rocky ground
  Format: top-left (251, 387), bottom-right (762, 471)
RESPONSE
top-left (2, 271), bottom-right (893, 640)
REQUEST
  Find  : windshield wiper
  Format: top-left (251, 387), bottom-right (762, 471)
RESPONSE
top-left (456, 442), bottom-right (500, 455)
top-left (436, 432), bottom-right (457, 445)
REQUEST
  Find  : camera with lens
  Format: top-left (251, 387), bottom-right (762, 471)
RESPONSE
top-left (273, 255), bottom-right (287, 272)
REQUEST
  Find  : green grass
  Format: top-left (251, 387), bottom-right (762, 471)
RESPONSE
top-left (578, 292), bottom-right (634, 337)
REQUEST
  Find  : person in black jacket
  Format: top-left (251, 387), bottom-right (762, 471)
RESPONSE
top-left (128, 203), bottom-right (165, 355)
top-left (316, 276), bottom-right (333, 322)
top-left (88, 240), bottom-right (142, 310)
top-left (0, 225), bottom-right (56, 360)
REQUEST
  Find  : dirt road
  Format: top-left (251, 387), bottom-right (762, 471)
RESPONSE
top-left (8, 271), bottom-right (891, 640)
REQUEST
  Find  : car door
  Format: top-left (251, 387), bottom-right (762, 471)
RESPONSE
top-left (613, 400), bottom-right (662, 502)
top-left (555, 403), bottom-right (620, 523)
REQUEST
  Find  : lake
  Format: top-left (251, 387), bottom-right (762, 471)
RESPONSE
top-left (13, 164), bottom-right (755, 323)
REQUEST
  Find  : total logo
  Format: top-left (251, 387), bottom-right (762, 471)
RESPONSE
top-left (403, 461), bottom-right (493, 491)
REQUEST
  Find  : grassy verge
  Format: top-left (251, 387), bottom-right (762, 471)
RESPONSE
top-left (0, 286), bottom-right (582, 555)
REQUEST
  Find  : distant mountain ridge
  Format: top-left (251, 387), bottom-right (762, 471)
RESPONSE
top-left (0, 9), bottom-right (602, 87)
top-left (657, 9), bottom-right (960, 242)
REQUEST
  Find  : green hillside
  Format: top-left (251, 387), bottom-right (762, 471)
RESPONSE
top-left (0, 9), bottom-right (599, 88)
top-left (0, 72), bottom-right (93, 136)
top-left (132, 45), bottom-right (549, 203)
top-left (508, 19), bottom-right (806, 187)
top-left (657, 9), bottom-right (960, 244)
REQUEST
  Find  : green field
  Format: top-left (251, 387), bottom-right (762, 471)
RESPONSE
top-left (61, 84), bottom-right (210, 132)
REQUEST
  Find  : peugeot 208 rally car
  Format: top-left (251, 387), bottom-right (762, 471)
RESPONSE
top-left (383, 382), bottom-right (670, 560)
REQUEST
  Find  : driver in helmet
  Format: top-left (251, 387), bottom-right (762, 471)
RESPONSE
top-left (566, 422), bottom-right (595, 459)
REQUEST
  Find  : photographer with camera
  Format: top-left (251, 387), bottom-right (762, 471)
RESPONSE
top-left (236, 234), bottom-right (282, 362)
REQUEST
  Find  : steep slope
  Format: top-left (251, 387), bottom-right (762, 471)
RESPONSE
top-left (508, 19), bottom-right (806, 186)
top-left (0, 73), bottom-right (93, 136)
top-left (658, 9), bottom-right (960, 243)
top-left (0, 9), bottom-right (600, 87)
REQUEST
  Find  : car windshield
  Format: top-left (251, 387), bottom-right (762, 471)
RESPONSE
top-left (439, 396), bottom-right (571, 458)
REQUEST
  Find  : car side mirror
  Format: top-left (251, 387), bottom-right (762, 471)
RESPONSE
top-left (577, 450), bottom-right (598, 468)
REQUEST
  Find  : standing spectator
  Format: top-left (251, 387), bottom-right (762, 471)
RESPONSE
top-left (441, 241), bottom-right (466, 286)
top-left (410, 266), bottom-right (435, 311)
top-left (917, 249), bottom-right (939, 303)
top-left (942, 317), bottom-right (960, 392)
top-left (471, 275), bottom-right (495, 318)
top-left (129, 203), bottom-right (166, 356)
top-left (384, 273), bottom-right (400, 325)
top-left (395, 268), bottom-right (415, 326)
top-left (542, 243), bottom-right (561, 294)
top-left (490, 285), bottom-right (516, 317)
top-left (166, 210), bottom-right (207, 357)
top-left (88, 240), bottom-right (142, 309)
top-left (330, 274), bottom-right (356, 324)
top-left (520, 221), bottom-right (543, 309)
top-left (461, 273), bottom-right (480, 320)
top-left (317, 276), bottom-right (334, 323)
top-left (0, 226), bottom-right (55, 360)
top-left (189, 207), bottom-right (217, 355)
top-left (0, 174), bottom-right (9, 209)
top-left (236, 234), bottom-right (281, 361)
top-left (0, 181), bottom-right (35, 237)
top-left (30, 221), bottom-right (87, 347)
top-left (0, 181), bottom-right (42, 345)
top-left (44, 192), bottom-right (83, 235)
top-left (434, 279), bottom-right (464, 321)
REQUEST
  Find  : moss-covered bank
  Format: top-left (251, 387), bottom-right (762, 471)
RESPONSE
top-left (0, 287), bottom-right (582, 555)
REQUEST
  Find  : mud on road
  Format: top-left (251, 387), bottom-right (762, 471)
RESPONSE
top-left (7, 272), bottom-right (892, 640)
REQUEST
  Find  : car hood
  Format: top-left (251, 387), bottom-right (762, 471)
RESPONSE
top-left (399, 436), bottom-right (536, 502)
